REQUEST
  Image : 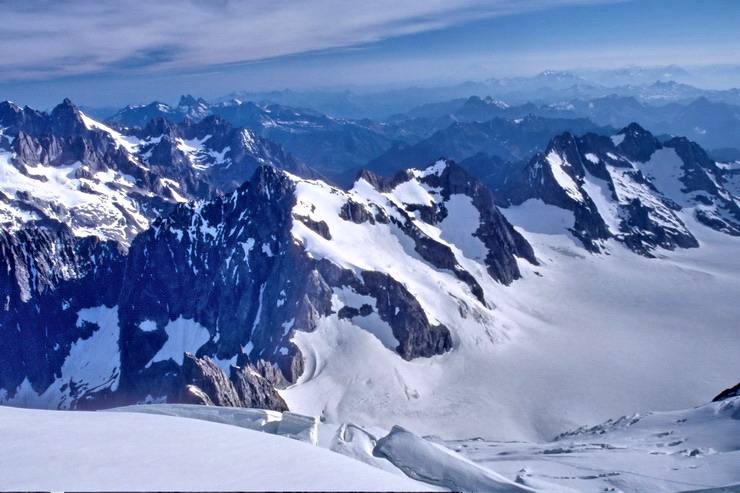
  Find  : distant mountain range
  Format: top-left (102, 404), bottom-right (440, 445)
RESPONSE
top-left (101, 88), bottom-right (740, 192)
top-left (215, 70), bottom-right (740, 119)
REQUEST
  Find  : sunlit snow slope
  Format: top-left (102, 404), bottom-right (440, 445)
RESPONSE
top-left (0, 406), bottom-right (434, 492)
top-left (282, 159), bottom-right (740, 441)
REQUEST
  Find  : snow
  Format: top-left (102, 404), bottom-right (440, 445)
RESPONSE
top-left (432, 397), bottom-right (740, 492)
top-left (212, 354), bottom-right (238, 373)
top-left (110, 404), bottom-right (321, 445)
top-left (330, 423), bottom-right (407, 475)
top-left (419, 159), bottom-right (448, 177)
top-left (437, 194), bottom-right (488, 262)
top-left (148, 316), bottom-right (211, 366)
top-left (611, 133), bottom-right (626, 146)
top-left (499, 198), bottom-right (576, 237)
top-left (637, 147), bottom-right (688, 202)
top-left (607, 164), bottom-right (688, 232)
top-left (375, 425), bottom-right (540, 492)
top-left (0, 150), bottom-right (150, 244)
top-left (277, 411), bottom-right (320, 445)
top-left (545, 150), bottom-right (583, 201)
top-left (580, 169), bottom-right (622, 234)
top-left (0, 406), bottom-right (433, 492)
top-left (240, 238), bottom-right (255, 263)
top-left (80, 112), bottom-right (141, 155)
top-left (331, 287), bottom-right (399, 351)
top-left (284, 178), bottom-right (740, 444)
top-left (138, 320), bottom-right (158, 332)
top-left (386, 179), bottom-right (436, 206)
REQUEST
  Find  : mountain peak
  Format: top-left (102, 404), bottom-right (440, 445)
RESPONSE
top-left (179, 94), bottom-right (208, 108)
top-left (49, 98), bottom-right (86, 136)
top-left (614, 122), bottom-right (661, 161)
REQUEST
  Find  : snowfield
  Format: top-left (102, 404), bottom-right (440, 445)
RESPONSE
top-left (282, 176), bottom-right (740, 442)
top-left (433, 396), bottom-right (740, 492)
top-left (0, 405), bottom-right (436, 492)
top-left (1, 397), bottom-right (737, 492)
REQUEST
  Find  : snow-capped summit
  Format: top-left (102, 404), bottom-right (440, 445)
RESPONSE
top-left (490, 123), bottom-right (740, 255)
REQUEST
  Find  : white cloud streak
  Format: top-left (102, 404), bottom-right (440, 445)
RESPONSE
top-left (0, 0), bottom-right (621, 81)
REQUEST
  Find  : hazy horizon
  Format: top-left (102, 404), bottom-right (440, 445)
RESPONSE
top-left (1, 0), bottom-right (738, 109)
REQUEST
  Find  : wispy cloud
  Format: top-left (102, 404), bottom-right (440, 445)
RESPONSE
top-left (0, 0), bottom-right (621, 81)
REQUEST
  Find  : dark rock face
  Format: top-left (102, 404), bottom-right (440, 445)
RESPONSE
top-left (117, 166), bottom-right (310, 385)
top-left (229, 364), bottom-right (289, 411)
top-left (712, 383), bottom-right (740, 402)
top-left (181, 353), bottom-right (244, 407)
top-left (179, 353), bottom-right (288, 411)
top-left (355, 163), bottom-right (536, 286)
top-left (361, 271), bottom-right (452, 359)
top-left (492, 132), bottom-right (612, 252)
top-left (422, 161), bottom-right (538, 284)
top-left (614, 122), bottom-right (662, 163)
top-left (0, 109), bottom-right (540, 412)
top-left (0, 225), bottom-right (125, 395)
top-left (664, 138), bottom-right (740, 236)
top-left (311, 260), bottom-right (453, 360)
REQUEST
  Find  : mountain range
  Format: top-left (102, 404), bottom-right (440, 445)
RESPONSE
top-left (1, 99), bottom-right (738, 435)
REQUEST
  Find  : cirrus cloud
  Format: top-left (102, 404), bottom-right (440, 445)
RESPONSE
top-left (0, 0), bottom-right (623, 81)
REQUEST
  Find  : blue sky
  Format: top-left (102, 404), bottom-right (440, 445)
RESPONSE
top-left (0, 0), bottom-right (738, 108)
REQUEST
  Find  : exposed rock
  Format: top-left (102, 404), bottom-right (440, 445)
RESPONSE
top-left (179, 353), bottom-right (289, 411)
top-left (712, 383), bottom-right (740, 402)
top-left (362, 271), bottom-right (452, 360)
top-left (294, 214), bottom-right (332, 239)
top-left (180, 353), bottom-right (243, 407)
top-left (230, 365), bottom-right (289, 412)
top-left (339, 199), bottom-right (376, 224)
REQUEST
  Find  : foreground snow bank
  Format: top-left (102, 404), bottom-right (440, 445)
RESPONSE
top-left (374, 425), bottom-right (541, 492)
top-left (0, 406), bottom-right (434, 491)
top-left (110, 404), bottom-right (318, 444)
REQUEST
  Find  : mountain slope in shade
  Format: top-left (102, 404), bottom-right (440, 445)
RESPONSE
top-left (362, 116), bottom-right (612, 180)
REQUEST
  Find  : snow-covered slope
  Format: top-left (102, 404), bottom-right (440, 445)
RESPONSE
top-left (1, 152), bottom-right (738, 448)
top-left (0, 405), bottom-right (435, 492)
top-left (282, 206), bottom-right (740, 440)
top-left (433, 396), bottom-right (740, 492)
top-left (1, 119), bottom-right (738, 466)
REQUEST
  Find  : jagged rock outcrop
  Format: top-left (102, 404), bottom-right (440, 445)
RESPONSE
top-left (0, 225), bottom-right (125, 394)
top-left (179, 353), bottom-right (288, 411)
top-left (712, 383), bottom-right (740, 402)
